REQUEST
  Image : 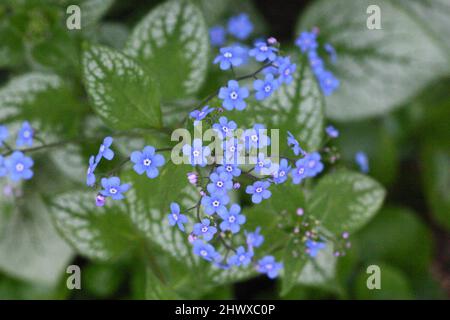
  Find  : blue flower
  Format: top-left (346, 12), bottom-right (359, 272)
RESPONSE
top-left (182, 138), bottom-right (211, 167)
top-left (228, 246), bottom-right (253, 267)
top-left (0, 125), bottom-right (9, 146)
top-left (130, 146), bottom-right (165, 178)
top-left (325, 125), bottom-right (339, 138)
top-left (207, 171), bottom-right (233, 195)
top-left (212, 116), bottom-right (237, 139)
top-left (243, 124), bottom-right (270, 150)
top-left (304, 152), bottom-right (324, 177)
top-left (277, 57), bottom-right (296, 84)
top-left (256, 255), bottom-right (283, 279)
top-left (227, 13), bottom-right (253, 40)
top-left (291, 158), bottom-right (308, 184)
top-left (305, 239), bottom-right (326, 257)
top-left (295, 31), bottom-right (317, 53)
top-left (193, 219), bottom-right (217, 241)
top-left (273, 158), bottom-right (291, 184)
top-left (189, 105), bottom-right (214, 126)
top-left (201, 193), bottom-right (229, 215)
top-left (214, 46), bottom-right (245, 70)
top-left (318, 71), bottom-right (340, 96)
top-left (193, 240), bottom-right (220, 262)
top-left (324, 43), bottom-right (337, 63)
top-left (287, 131), bottom-right (304, 156)
top-left (16, 121), bottom-right (33, 147)
top-left (86, 155), bottom-right (98, 187)
top-left (246, 181), bottom-right (271, 204)
top-left (100, 177), bottom-right (130, 200)
top-left (167, 202), bottom-right (188, 232)
top-left (209, 25), bottom-right (226, 46)
top-left (253, 153), bottom-right (272, 175)
top-left (96, 137), bottom-right (114, 162)
top-left (245, 227), bottom-right (264, 249)
top-left (4, 151), bottom-right (33, 181)
top-left (217, 164), bottom-right (241, 177)
top-left (249, 41), bottom-right (278, 62)
top-left (254, 74), bottom-right (279, 101)
top-left (222, 137), bottom-right (243, 165)
top-left (0, 156), bottom-right (8, 177)
top-left (355, 151), bottom-right (369, 173)
top-left (219, 204), bottom-right (246, 233)
top-left (218, 80), bottom-right (249, 111)
top-left (308, 50), bottom-right (324, 76)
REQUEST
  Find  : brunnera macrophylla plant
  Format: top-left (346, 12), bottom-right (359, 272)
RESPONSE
top-left (0, 0), bottom-right (386, 297)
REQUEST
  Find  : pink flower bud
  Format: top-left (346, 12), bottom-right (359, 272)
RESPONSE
top-left (233, 182), bottom-right (240, 189)
top-left (267, 37), bottom-right (277, 45)
top-left (296, 208), bottom-right (304, 216)
top-left (96, 194), bottom-right (106, 207)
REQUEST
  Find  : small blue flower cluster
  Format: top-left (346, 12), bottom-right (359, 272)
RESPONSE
top-left (0, 122), bottom-right (35, 184)
top-left (85, 137), bottom-right (165, 206)
top-left (208, 38), bottom-right (297, 111)
top-left (209, 13), bottom-right (253, 47)
top-left (295, 30), bottom-right (340, 96)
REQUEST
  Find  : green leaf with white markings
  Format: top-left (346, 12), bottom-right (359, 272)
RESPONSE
top-left (297, 0), bottom-right (450, 121)
top-left (83, 44), bottom-right (162, 130)
top-left (125, 0), bottom-right (209, 102)
top-left (248, 55), bottom-right (324, 152)
top-left (308, 169), bottom-right (386, 234)
top-left (0, 73), bottom-right (84, 137)
top-left (0, 189), bottom-right (73, 286)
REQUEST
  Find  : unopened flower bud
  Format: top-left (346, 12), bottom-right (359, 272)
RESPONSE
top-left (96, 194), bottom-right (106, 207)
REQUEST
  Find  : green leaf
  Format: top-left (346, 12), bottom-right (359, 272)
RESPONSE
top-left (357, 206), bottom-right (434, 277)
top-left (354, 263), bottom-right (414, 299)
top-left (421, 141), bottom-right (450, 231)
top-left (49, 190), bottom-right (141, 260)
top-left (0, 189), bottom-right (74, 286)
top-left (0, 72), bottom-right (84, 137)
top-left (82, 44), bottom-right (162, 130)
top-left (249, 55), bottom-right (324, 152)
top-left (125, 0), bottom-right (209, 102)
top-left (308, 169), bottom-right (385, 234)
top-left (79, 0), bottom-right (114, 28)
top-left (0, 17), bottom-right (25, 68)
top-left (280, 237), bottom-right (308, 296)
top-left (297, 0), bottom-right (450, 120)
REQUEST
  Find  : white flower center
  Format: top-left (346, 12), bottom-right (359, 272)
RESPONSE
top-left (201, 226), bottom-right (208, 233)
top-left (230, 91), bottom-right (238, 100)
top-left (224, 52), bottom-right (232, 58)
top-left (212, 200), bottom-right (220, 207)
top-left (284, 69), bottom-right (291, 75)
top-left (298, 168), bottom-right (304, 174)
top-left (15, 163), bottom-right (24, 172)
top-left (251, 134), bottom-right (258, 142)
top-left (109, 187), bottom-right (118, 194)
top-left (266, 263), bottom-right (273, 270)
top-left (258, 161), bottom-right (264, 167)
top-left (193, 150), bottom-right (200, 157)
top-left (256, 187), bottom-right (263, 193)
top-left (279, 171), bottom-right (285, 177)
top-left (200, 250), bottom-right (208, 257)
top-left (229, 146), bottom-right (236, 152)
top-left (308, 160), bottom-right (315, 168)
top-left (222, 126), bottom-right (229, 132)
top-left (239, 255), bottom-right (245, 262)
top-left (260, 45), bottom-right (268, 52)
top-left (100, 145), bottom-right (105, 152)
top-left (23, 131), bottom-right (30, 138)
top-left (143, 158), bottom-right (152, 166)
top-left (228, 216), bottom-right (236, 223)
top-left (264, 85), bottom-right (271, 93)
top-left (226, 166), bottom-right (233, 172)
top-left (216, 181), bottom-right (224, 188)
top-left (172, 213), bottom-right (178, 221)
